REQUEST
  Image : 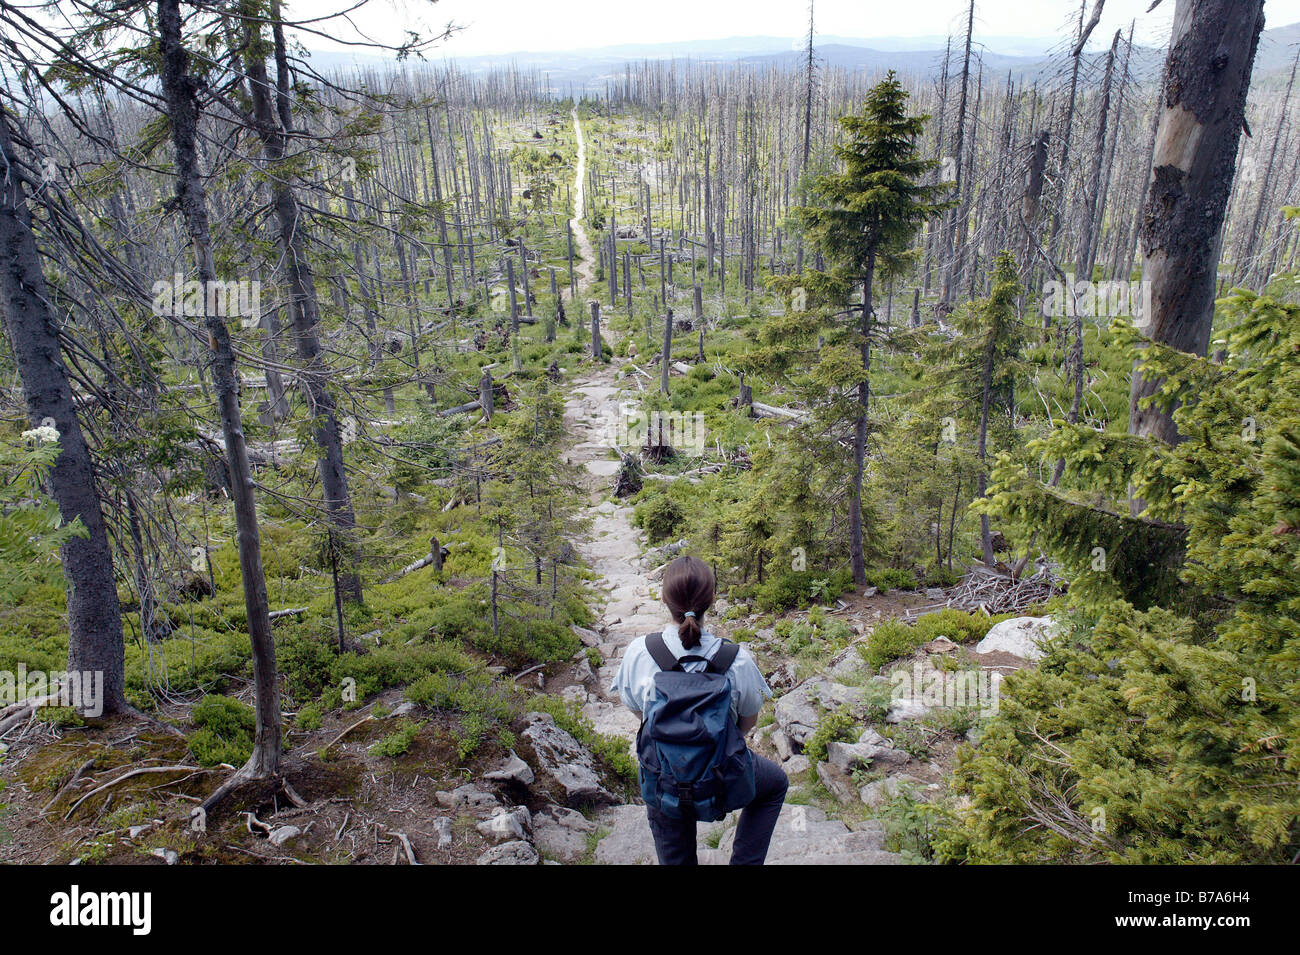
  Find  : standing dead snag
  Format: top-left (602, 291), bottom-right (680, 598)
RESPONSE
top-left (0, 110), bottom-right (127, 717)
top-left (660, 308), bottom-right (674, 395)
top-left (239, 0), bottom-right (363, 603)
top-left (1130, 0), bottom-right (1266, 447)
top-left (157, 0), bottom-right (281, 804)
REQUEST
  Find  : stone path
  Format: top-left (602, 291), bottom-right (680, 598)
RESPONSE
top-left (555, 117), bottom-right (903, 865)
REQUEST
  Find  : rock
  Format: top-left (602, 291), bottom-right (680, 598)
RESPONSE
top-left (860, 776), bottom-right (906, 808)
top-left (519, 711), bottom-right (614, 806)
top-left (267, 825), bottom-right (301, 847)
top-left (433, 817), bottom-right (453, 850)
top-left (862, 586), bottom-right (878, 598)
top-left (572, 657), bottom-right (595, 684)
top-left (387, 701), bottom-right (416, 718)
top-left (783, 755), bottom-right (811, 775)
top-left (924, 636), bottom-right (958, 654)
top-left (483, 751), bottom-right (535, 786)
top-left (477, 806), bottom-right (531, 842)
top-left (815, 760), bottom-right (860, 803)
top-left (714, 804), bottom-right (900, 865)
top-left (965, 725), bottom-right (984, 747)
top-left (826, 646), bottom-right (868, 679)
top-left (925, 588), bottom-right (946, 600)
top-left (477, 840), bottom-right (539, 865)
top-left (858, 726), bottom-right (890, 747)
top-left (592, 805), bottom-right (658, 865)
top-left (767, 660), bottom-right (799, 690)
top-left (975, 615), bottom-right (1055, 661)
top-left (581, 698), bottom-right (640, 742)
top-left (435, 783), bottom-right (500, 813)
top-left (771, 727), bottom-right (794, 762)
top-left (774, 678), bottom-right (868, 745)
top-left (533, 807), bottom-right (596, 862)
top-left (127, 824), bottom-right (153, 839)
top-left (885, 697), bottom-right (932, 723)
top-left (150, 848), bottom-right (179, 865)
top-left (561, 685), bottom-right (587, 704)
top-left (773, 678), bottom-right (826, 745)
top-left (827, 739), bottom-right (910, 773)
top-left (572, 625), bottom-right (602, 647)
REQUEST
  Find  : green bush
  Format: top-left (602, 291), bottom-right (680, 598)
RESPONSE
top-left (864, 567), bottom-right (918, 593)
top-left (295, 701), bottom-right (323, 730)
top-left (859, 620), bottom-right (926, 671)
top-left (752, 569), bottom-right (855, 612)
top-left (634, 493), bottom-right (685, 544)
top-left (370, 719), bottom-right (423, 758)
top-left (189, 695), bottom-right (255, 767)
top-left (804, 707), bottom-right (857, 764)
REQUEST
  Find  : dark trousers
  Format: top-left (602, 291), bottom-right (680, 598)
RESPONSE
top-left (646, 752), bottom-right (788, 865)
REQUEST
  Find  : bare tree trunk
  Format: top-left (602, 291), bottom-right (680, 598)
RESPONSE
top-left (158, 0), bottom-right (280, 775)
top-left (0, 110), bottom-right (126, 716)
top-left (1130, 0), bottom-right (1265, 447)
top-left (240, 2), bottom-right (362, 601)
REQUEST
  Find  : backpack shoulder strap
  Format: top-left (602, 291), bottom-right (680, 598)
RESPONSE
top-left (644, 632), bottom-right (681, 672)
top-left (706, 639), bottom-right (741, 675)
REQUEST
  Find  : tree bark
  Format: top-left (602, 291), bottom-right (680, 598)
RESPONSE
top-left (0, 110), bottom-right (126, 716)
top-left (1130, 0), bottom-right (1265, 446)
top-left (158, 0), bottom-right (280, 771)
top-left (240, 1), bottom-right (362, 601)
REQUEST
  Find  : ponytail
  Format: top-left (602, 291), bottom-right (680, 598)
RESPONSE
top-left (662, 556), bottom-right (715, 649)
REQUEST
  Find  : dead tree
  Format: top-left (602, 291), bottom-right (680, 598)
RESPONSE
top-left (0, 109), bottom-right (127, 716)
top-left (1130, 0), bottom-right (1266, 447)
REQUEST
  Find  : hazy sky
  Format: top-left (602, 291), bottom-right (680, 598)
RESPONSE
top-left (287, 0), bottom-right (1300, 57)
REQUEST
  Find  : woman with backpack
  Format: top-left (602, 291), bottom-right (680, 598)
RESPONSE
top-left (610, 555), bottom-right (788, 865)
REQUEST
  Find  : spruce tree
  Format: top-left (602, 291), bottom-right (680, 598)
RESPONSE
top-left (794, 72), bottom-right (950, 585)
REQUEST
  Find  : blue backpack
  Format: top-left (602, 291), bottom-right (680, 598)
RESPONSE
top-left (636, 632), bottom-right (756, 822)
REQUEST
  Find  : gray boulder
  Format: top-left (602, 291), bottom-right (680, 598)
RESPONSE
top-left (885, 697), bottom-right (932, 723)
top-left (975, 615), bottom-right (1055, 661)
top-left (476, 841), bottom-right (539, 865)
top-left (815, 760), bottom-right (860, 803)
top-left (435, 783), bottom-right (499, 814)
top-left (533, 807), bottom-right (596, 863)
top-left (520, 711), bottom-right (614, 806)
top-left (483, 751), bottom-right (535, 786)
top-left (476, 806), bottom-right (531, 842)
top-left (826, 739), bottom-right (909, 774)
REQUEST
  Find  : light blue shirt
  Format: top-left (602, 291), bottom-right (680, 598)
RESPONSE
top-left (610, 625), bottom-right (772, 724)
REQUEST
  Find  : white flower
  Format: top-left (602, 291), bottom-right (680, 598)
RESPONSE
top-left (21, 425), bottom-right (60, 443)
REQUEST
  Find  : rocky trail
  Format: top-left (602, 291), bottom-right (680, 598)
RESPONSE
top-left (512, 115), bottom-right (1047, 865)
top-left (550, 355), bottom-right (909, 864)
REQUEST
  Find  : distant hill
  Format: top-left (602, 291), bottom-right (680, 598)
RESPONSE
top-left (304, 22), bottom-right (1300, 94)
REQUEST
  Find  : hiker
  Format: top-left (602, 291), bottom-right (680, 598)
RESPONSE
top-left (610, 555), bottom-right (786, 865)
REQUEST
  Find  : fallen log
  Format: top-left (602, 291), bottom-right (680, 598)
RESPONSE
top-left (438, 399), bottom-right (481, 418)
top-left (752, 402), bottom-right (806, 421)
top-left (268, 607), bottom-right (308, 622)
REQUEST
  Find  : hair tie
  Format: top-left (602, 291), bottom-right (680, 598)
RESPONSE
top-left (683, 611), bottom-right (696, 618)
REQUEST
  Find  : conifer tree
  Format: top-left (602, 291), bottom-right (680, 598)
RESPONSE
top-left (794, 72), bottom-right (950, 585)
